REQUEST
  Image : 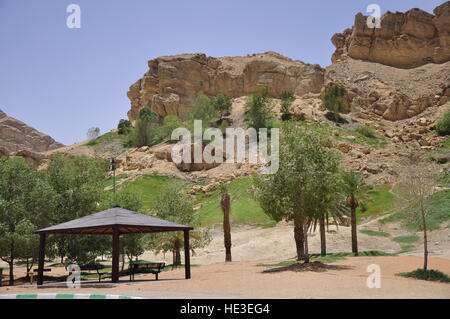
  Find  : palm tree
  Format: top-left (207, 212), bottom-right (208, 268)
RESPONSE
top-left (220, 183), bottom-right (232, 262)
top-left (341, 171), bottom-right (371, 255)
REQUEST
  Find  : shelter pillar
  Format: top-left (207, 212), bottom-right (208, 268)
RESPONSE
top-left (37, 233), bottom-right (46, 285)
top-left (184, 230), bottom-right (191, 279)
top-left (112, 228), bottom-right (120, 282)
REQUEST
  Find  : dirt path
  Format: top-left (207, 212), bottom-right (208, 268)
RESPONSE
top-left (1, 256), bottom-right (449, 299)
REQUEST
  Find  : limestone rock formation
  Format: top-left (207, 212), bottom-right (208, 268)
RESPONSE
top-left (127, 52), bottom-right (324, 121)
top-left (325, 58), bottom-right (450, 120)
top-left (331, 1), bottom-right (450, 68)
top-left (0, 109), bottom-right (64, 153)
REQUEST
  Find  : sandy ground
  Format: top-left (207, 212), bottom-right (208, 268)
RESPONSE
top-left (1, 256), bottom-right (449, 299)
top-left (140, 218), bottom-right (450, 265)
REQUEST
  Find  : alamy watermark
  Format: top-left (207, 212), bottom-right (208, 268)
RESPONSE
top-left (66, 4), bottom-right (81, 29)
top-left (366, 264), bottom-right (381, 288)
top-left (171, 120), bottom-right (280, 174)
top-left (366, 4), bottom-right (381, 29)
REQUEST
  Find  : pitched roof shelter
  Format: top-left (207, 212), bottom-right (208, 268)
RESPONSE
top-left (35, 206), bottom-right (193, 285)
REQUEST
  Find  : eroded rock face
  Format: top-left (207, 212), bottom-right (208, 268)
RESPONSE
top-left (0, 109), bottom-right (64, 153)
top-left (127, 52), bottom-right (324, 121)
top-left (331, 1), bottom-right (450, 68)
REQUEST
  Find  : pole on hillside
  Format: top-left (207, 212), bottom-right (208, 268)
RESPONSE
top-left (109, 158), bottom-right (116, 205)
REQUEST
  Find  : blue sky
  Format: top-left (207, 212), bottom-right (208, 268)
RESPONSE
top-left (0, 0), bottom-right (444, 144)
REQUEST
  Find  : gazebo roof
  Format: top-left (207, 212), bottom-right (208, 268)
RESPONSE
top-left (36, 206), bottom-right (193, 235)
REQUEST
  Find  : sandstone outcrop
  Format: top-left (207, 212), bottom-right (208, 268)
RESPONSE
top-left (331, 1), bottom-right (450, 68)
top-left (325, 58), bottom-right (450, 120)
top-left (0, 109), bottom-right (64, 153)
top-left (127, 52), bottom-right (324, 121)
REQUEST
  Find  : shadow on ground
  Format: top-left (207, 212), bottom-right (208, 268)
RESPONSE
top-left (262, 261), bottom-right (353, 273)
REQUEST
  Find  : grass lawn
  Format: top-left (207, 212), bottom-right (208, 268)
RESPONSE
top-left (116, 174), bottom-right (270, 226)
top-left (117, 174), bottom-right (178, 212)
top-left (85, 131), bottom-right (128, 147)
top-left (398, 268), bottom-right (450, 283)
top-left (380, 189), bottom-right (450, 231)
top-left (357, 185), bottom-right (396, 220)
top-left (193, 177), bottom-right (270, 226)
top-left (359, 229), bottom-right (390, 237)
top-left (392, 235), bottom-right (420, 244)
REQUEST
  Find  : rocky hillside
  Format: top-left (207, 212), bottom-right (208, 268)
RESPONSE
top-left (127, 51), bottom-right (324, 121)
top-left (0, 109), bottom-right (63, 153)
top-left (331, 1), bottom-right (450, 68)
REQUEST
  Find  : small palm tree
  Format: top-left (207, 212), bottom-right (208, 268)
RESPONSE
top-left (220, 183), bottom-right (232, 262)
top-left (341, 171), bottom-right (371, 255)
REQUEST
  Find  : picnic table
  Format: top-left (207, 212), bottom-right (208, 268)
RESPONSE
top-left (79, 264), bottom-right (111, 283)
top-left (129, 262), bottom-right (165, 281)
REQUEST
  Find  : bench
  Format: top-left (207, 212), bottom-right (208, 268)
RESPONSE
top-left (28, 268), bottom-right (51, 284)
top-left (129, 262), bottom-right (165, 281)
top-left (79, 264), bottom-right (110, 283)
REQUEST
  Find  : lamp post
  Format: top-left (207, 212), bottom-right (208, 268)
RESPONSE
top-left (109, 158), bottom-right (116, 204)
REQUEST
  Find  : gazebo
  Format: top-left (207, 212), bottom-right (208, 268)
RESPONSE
top-left (35, 206), bottom-right (193, 285)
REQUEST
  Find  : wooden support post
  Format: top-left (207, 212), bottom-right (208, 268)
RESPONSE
top-left (184, 230), bottom-right (191, 279)
top-left (37, 233), bottom-right (46, 285)
top-left (112, 228), bottom-right (120, 283)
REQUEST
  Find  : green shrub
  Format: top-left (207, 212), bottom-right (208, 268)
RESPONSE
top-left (322, 84), bottom-right (349, 122)
top-left (356, 125), bottom-right (376, 138)
top-left (359, 229), bottom-right (390, 237)
top-left (436, 111), bottom-right (450, 136)
top-left (129, 109), bottom-right (160, 147)
top-left (279, 91), bottom-right (295, 121)
top-left (117, 119), bottom-right (132, 135)
top-left (213, 94), bottom-right (232, 118)
top-left (398, 268), bottom-right (450, 282)
top-left (190, 94), bottom-right (219, 126)
top-left (245, 87), bottom-right (274, 130)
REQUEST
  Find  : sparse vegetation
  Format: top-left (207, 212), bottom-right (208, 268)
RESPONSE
top-left (392, 235), bottom-right (419, 244)
top-left (436, 111), bottom-right (450, 136)
top-left (355, 125), bottom-right (376, 138)
top-left (359, 230), bottom-right (390, 237)
top-left (398, 268), bottom-right (450, 283)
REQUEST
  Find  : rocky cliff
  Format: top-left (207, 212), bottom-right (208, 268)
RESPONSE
top-left (0, 109), bottom-right (64, 153)
top-left (127, 51), bottom-right (324, 121)
top-left (331, 1), bottom-right (450, 68)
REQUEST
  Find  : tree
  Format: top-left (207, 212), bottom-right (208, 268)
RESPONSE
top-left (87, 127), bottom-right (100, 139)
top-left (213, 94), bottom-right (232, 118)
top-left (393, 153), bottom-right (437, 270)
top-left (152, 183), bottom-right (210, 266)
top-left (130, 109), bottom-right (160, 147)
top-left (117, 119), bottom-right (132, 135)
top-left (341, 171), bottom-right (371, 255)
top-left (253, 122), bottom-right (341, 262)
top-left (322, 84), bottom-right (349, 122)
top-left (190, 94), bottom-right (219, 127)
top-left (245, 87), bottom-right (274, 130)
top-left (279, 92), bottom-right (295, 121)
top-left (219, 183), bottom-right (232, 262)
top-left (46, 154), bottom-right (109, 265)
top-left (0, 157), bottom-right (56, 285)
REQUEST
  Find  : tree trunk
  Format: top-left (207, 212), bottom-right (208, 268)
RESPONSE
top-left (174, 240), bottom-right (182, 266)
top-left (221, 192), bottom-right (232, 262)
top-left (319, 214), bottom-right (326, 256)
top-left (8, 261), bottom-right (14, 286)
top-left (293, 216), bottom-right (305, 261)
top-left (304, 221), bottom-right (310, 263)
top-left (350, 204), bottom-right (358, 255)
top-left (420, 202), bottom-right (428, 270)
